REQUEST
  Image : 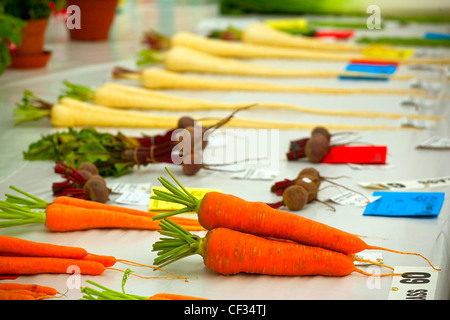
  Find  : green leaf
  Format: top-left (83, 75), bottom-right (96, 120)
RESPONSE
top-left (78, 140), bottom-right (110, 163)
top-left (59, 80), bottom-right (95, 101)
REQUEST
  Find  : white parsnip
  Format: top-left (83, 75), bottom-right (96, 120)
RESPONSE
top-left (241, 23), bottom-right (366, 52)
top-left (51, 98), bottom-right (179, 128)
top-left (162, 46), bottom-right (407, 79)
top-left (94, 82), bottom-right (251, 110)
top-left (95, 82), bottom-right (443, 121)
top-left (172, 31), bottom-right (362, 60)
top-left (241, 23), bottom-right (450, 66)
top-left (129, 68), bottom-right (427, 97)
top-left (48, 97), bottom-right (398, 131)
top-left (171, 29), bottom-right (450, 65)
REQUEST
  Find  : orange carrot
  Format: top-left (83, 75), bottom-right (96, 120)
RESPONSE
top-left (0, 283), bottom-right (58, 296)
top-left (0, 235), bottom-right (88, 259)
top-left (43, 203), bottom-right (203, 231)
top-left (148, 293), bottom-right (208, 300)
top-left (0, 201), bottom-right (204, 232)
top-left (0, 289), bottom-right (47, 299)
top-left (0, 256), bottom-right (106, 275)
top-left (0, 256), bottom-right (179, 280)
top-left (3, 186), bottom-right (202, 229)
top-left (81, 254), bottom-right (118, 267)
top-left (151, 168), bottom-right (440, 271)
top-left (81, 254), bottom-right (159, 270)
top-left (153, 220), bottom-right (399, 277)
top-left (0, 290), bottom-right (36, 300)
top-left (0, 236), bottom-right (189, 281)
top-left (52, 196), bottom-right (200, 226)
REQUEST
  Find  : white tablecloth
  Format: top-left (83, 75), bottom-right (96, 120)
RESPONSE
top-left (0, 1), bottom-right (449, 301)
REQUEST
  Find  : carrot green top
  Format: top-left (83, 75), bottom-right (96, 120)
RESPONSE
top-left (151, 167), bottom-right (204, 220)
top-left (0, 200), bottom-right (47, 228)
top-left (0, 186), bottom-right (50, 228)
top-left (152, 219), bottom-right (204, 269)
top-left (81, 270), bottom-right (148, 300)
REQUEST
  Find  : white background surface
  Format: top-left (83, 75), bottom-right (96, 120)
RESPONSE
top-left (0, 0), bottom-right (449, 300)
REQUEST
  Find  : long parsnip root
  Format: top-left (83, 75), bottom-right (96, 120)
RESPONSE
top-left (241, 23), bottom-right (366, 53)
top-left (172, 31), bottom-right (364, 59)
top-left (162, 46), bottom-right (411, 80)
top-left (120, 68), bottom-right (427, 97)
top-left (57, 98), bottom-right (396, 130)
top-left (171, 28), bottom-right (450, 65)
top-left (95, 82), bottom-right (443, 121)
top-left (241, 23), bottom-right (450, 66)
top-left (14, 90), bottom-right (411, 130)
top-left (51, 98), bottom-right (180, 128)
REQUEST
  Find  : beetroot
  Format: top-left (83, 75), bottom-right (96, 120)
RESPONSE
top-left (78, 161), bottom-right (99, 175)
top-left (177, 116), bottom-right (195, 129)
top-left (295, 175), bottom-right (319, 203)
top-left (305, 134), bottom-right (330, 163)
top-left (282, 185), bottom-right (309, 211)
top-left (83, 175), bottom-right (110, 203)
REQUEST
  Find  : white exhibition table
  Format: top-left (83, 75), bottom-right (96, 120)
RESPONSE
top-left (0, 2), bottom-right (449, 301)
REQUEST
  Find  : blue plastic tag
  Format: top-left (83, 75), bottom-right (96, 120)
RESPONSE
top-left (424, 32), bottom-right (450, 40)
top-left (345, 63), bottom-right (397, 75)
top-left (363, 191), bottom-right (445, 218)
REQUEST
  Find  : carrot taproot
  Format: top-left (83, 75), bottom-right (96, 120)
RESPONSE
top-left (151, 167), bottom-right (440, 271)
top-left (0, 290), bottom-right (36, 300)
top-left (52, 196), bottom-right (200, 226)
top-left (153, 219), bottom-right (399, 277)
top-left (0, 200), bottom-right (204, 232)
top-left (2, 186), bottom-right (203, 231)
top-left (80, 253), bottom-right (179, 274)
top-left (0, 235), bottom-right (88, 259)
top-left (42, 203), bottom-right (204, 232)
top-left (140, 45), bottom-right (409, 80)
top-left (131, 68), bottom-right (428, 98)
top-left (0, 289), bottom-right (47, 299)
top-left (0, 256), bottom-right (185, 281)
top-left (0, 235), bottom-right (189, 281)
top-left (148, 293), bottom-right (208, 300)
top-left (0, 256), bottom-right (106, 275)
top-left (0, 283), bottom-right (58, 296)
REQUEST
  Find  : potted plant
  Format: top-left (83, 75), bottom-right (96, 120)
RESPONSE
top-left (0, 13), bottom-right (26, 75)
top-left (67, 0), bottom-right (119, 41)
top-left (2, 0), bottom-right (53, 69)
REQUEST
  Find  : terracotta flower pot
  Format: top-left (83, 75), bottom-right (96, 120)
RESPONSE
top-left (16, 18), bottom-right (49, 56)
top-left (10, 18), bottom-right (51, 69)
top-left (67, 0), bottom-right (119, 41)
top-left (10, 51), bottom-right (52, 69)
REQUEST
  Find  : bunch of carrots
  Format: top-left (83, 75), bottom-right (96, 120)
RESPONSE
top-left (149, 168), bottom-right (440, 277)
top-left (1, 186), bottom-right (203, 232)
top-left (0, 235), bottom-right (188, 281)
top-left (52, 161), bottom-right (111, 203)
top-left (0, 283), bottom-right (60, 300)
